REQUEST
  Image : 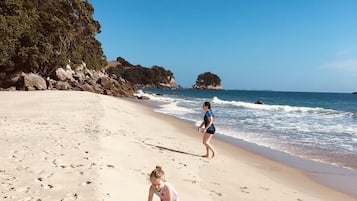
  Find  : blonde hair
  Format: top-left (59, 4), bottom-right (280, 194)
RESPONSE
top-left (150, 166), bottom-right (166, 181)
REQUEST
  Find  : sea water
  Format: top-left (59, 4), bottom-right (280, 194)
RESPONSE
top-left (136, 89), bottom-right (357, 171)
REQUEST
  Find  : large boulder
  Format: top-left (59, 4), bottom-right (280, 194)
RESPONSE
top-left (56, 68), bottom-right (74, 81)
top-left (22, 73), bottom-right (47, 90)
top-left (80, 83), bottom-right (96, 93)
top-left (55, 81), bottom-right (71, 90)
top-left (98, 77), bottom-right (113, 90)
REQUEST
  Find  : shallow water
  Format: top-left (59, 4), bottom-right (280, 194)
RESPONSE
top-left (137, 89), bottom-right (357, 171)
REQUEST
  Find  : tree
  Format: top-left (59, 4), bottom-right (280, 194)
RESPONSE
top-left (0, 0), bottom-right (106, 77)
top-left (107, 57), bottom-right (175, 87)
top-left (195, 72), bottom-right (221, 86)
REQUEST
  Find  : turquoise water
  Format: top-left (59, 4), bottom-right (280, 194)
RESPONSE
top-left (137, 89), bottom-right (357, 170)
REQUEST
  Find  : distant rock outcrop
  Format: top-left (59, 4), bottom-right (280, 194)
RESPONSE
top-left (106, 57), bottom-right (177, 89)
top-left (353, 91), bottom-right (357, 94)
top-left (255, 99), bottom-right (264, 104)
top-left (193, 72), bottom-right (223, 90)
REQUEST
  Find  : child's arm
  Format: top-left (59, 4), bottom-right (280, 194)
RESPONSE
top-left (147, 185), bottom-right (154, 201)
top-left (166, 185), bottom-right (173, 201)
top-left (198, 120), bottom-right (205, 130)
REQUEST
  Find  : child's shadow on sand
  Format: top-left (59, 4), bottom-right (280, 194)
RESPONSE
top-left (145, 143), bottom-right (201, 157)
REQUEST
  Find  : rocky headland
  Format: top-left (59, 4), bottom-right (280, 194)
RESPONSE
top-left (106, 57), bottom-right (177, 89)
top-left (0, 63), bottom-right (135, 97)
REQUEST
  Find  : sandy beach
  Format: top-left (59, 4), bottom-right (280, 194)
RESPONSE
top-left (0, 91), bottom-right (356, 201)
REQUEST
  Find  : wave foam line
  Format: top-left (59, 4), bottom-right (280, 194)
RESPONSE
top-left (212, 96), bottom-right (352, 117)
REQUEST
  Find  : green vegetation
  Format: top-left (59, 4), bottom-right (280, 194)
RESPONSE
top-left (196, 72), bottom-right (221, 86)
top-left (0, 0), bottom-right (106, 77)
top-left (107, 57), bottom-right (174, 87)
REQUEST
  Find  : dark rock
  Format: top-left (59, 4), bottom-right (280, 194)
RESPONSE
top-left (137, 95), bottom-right (150, 100)
top-left (93, 84), bottom-right (104, 94)
top-left (0, 72), bottom-right (6, 80)
top-left (3, 71), bottom-right (23, 89)
top-left (81, 83), bottom-right (96, 93)
top-left (98, 77), bottom-right (113, 90)
top-left (46, 78), bottom-right (54, 90)
top-left (255, 99), bottom-right (264, 104)
top-left (55, 81), bottom-right (71, 90)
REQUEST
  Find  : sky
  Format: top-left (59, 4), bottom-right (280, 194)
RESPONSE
top-left (89, 0), bottom-right (357, 93)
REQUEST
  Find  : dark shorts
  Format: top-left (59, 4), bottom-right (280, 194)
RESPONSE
top-left (206, 128), bottom-right (215, 134)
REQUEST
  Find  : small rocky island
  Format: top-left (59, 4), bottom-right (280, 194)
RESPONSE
top-left (193, 72), bottom-right (223, 90)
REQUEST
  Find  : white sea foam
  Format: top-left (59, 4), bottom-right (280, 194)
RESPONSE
top-left (212, 96), bottom-right (352, 117)
top-left (155, 101), bottom-right (195, 115)
top-left (141, 89), bottom-right (357, 169)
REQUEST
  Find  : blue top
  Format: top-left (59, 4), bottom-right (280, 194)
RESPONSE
top-left (204, 110), bottom-right (215, 132)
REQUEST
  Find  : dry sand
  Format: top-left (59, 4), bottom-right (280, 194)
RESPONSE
top-left (0, 91), bottom-right (356, 201)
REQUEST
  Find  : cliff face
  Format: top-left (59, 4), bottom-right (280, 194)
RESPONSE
top-left (106, 57), bottom-right (177, 89)
top-left (193, 72), bottom-right (223, 90)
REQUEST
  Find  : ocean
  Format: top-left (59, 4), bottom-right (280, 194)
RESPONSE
top-left (136, 89), bottom-right (357, 172)
top-left (134, 88), bottom-right (357, 196)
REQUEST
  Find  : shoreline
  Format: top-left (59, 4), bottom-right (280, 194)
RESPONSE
top-left (131, 97), bottom-right (357, 198)
top-left (215, 134), bottom-right (357, 197)
top-left (1, 90), bottom-right (356, 200)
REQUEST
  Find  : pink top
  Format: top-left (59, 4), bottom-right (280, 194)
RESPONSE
top-left (154, 183), bottom-right (178, 201)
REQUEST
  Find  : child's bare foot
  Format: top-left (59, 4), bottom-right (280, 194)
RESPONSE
top-left (211, 152), bottom-right (216, 158)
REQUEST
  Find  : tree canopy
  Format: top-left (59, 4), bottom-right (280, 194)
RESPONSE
top-left (195, 72), bottom-right (221, 86)
top-left (107, 57), bottom-right (175, 87)
top-left (0, 0), bottom-right (106, 77)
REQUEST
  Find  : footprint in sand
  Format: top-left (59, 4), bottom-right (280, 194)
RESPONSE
top-left (259, 186), bottom-right (270, 191)
top-left (106, 164), bottom-right (115, 168)
top-left (18, 186), bottom-right (30, 194)
top-left (80, 181), bottom-right (92, 187)
top-left (210, 190), bottom-right (222, 196)
top-left (62, 192), bottom-right (79, 200)
top-left (41, 183), bottom-right (54, 190)
top-left (183, 179), bottom-right (198, 184)
top-left (210, 182), bottom-right (220, 186)
top-left (178, 162), bottom-right (187, 167)
top-left (240, 186), bottom-right (249, 194)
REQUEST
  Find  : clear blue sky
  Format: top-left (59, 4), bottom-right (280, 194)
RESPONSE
top-left (90, 0), bottom-right (357, 92)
